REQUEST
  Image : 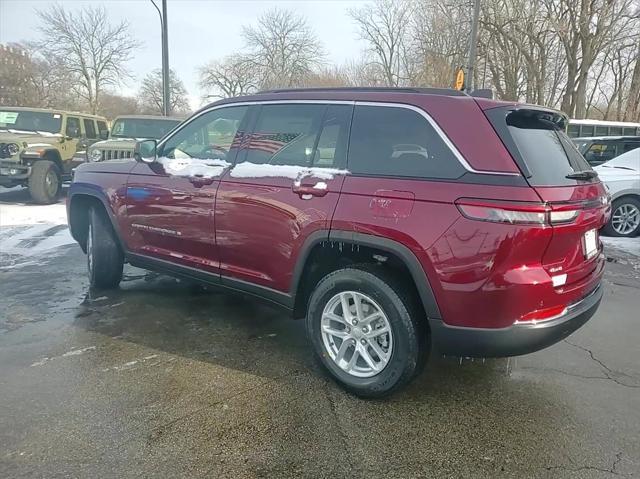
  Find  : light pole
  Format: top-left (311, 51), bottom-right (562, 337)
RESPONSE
top-left (466, 0), bottom-right (481, 93)
top-left (150, 0), bottom-right (170, 116)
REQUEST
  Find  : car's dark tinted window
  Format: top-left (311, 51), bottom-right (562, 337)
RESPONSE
top-left (83, 119), bottom-right (97, 139)
top-left (244, 104), bottom-right (325, 167)
top-left (348, 105), bottom-right (465, 179)
top-left (506, 111), bottom-right (593, 185)
top-left (623, 142), bottom-right (640, 153)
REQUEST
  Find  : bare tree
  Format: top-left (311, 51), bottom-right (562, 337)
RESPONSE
top-left (35, 5), bottom-right (141, 114)
top-left (0, 42), bottom-right (77, 109)
top-left (242, 7), bottom-right (325, 89)
top-left (199, 55), bottom-right (258, 98)
top-left (138, 69), bottom-right (190, 115)
top-left (350, 0), bottom-right (415, 87)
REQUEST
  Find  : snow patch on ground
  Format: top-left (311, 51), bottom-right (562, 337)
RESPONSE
top-left (0, 200), bottom-right (73, 269)
top-left (230, 162), bottom-right (349, 180)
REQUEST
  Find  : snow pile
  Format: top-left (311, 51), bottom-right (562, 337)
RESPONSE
top-left (0, 199), bottom-right (73, 269)
top-left (0, 202), bottom-right (67, 227)
top-left (158, 156), bottom-right (230, 178)
top-left (230, 162), bottom-right (349, 181)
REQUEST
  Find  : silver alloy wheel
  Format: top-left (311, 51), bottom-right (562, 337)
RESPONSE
top-left (320, 291), bottom-right (393, 378)
top-left (45, 169), bottom-right (58, 197)
top-left (87, 223), bottom-right (94, 275)
top-left (612, 203), bottom-right (640, 235)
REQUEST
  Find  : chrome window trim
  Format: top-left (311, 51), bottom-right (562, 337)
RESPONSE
top-left (159, 99), bottom-right (520, 177)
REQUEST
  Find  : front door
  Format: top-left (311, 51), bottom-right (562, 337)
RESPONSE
top-left (125, 105), bottom-right (249, 273)
top-left (215, 102), bottom-right (353, 293)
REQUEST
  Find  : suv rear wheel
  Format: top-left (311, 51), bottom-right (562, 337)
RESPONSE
top-left (604, 197), bottom-right (640, 237)
top-left (306, 265), bottom-right (427, 398)
top-left (29, 160), bottom-right (61, 204)
top-left (87, 207), bottom-right (124, 289)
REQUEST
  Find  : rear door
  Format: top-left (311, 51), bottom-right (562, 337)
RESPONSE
top-left (487, 108), bottom-right (609, 289)
top-left (215, 102), bottom-right (352, 293)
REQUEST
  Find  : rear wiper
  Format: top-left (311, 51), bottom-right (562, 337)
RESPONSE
top-left (565, 170), bottom-right (598, 180)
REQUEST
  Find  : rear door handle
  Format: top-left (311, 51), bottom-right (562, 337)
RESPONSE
top-left (292, 180), bottom-right (329, 198)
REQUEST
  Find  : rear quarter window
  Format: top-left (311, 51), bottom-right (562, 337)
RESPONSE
top-left (347, 105), bottom-right (465, 179)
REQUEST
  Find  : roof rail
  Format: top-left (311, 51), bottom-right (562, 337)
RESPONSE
top-left (258, 87), bottom-right (468, 97)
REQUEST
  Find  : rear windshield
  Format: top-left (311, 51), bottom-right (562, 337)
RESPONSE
top-left (494, 110), bottom-right (594, 186)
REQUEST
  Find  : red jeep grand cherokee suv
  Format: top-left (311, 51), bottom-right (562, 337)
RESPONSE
top-left (68, 88), bottom-right (609, 397)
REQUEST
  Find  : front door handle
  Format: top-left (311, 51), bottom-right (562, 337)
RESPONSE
top-left (292, 180), bottom-right (329, 198)
top-left (189, 175), bottom-right (215, 188)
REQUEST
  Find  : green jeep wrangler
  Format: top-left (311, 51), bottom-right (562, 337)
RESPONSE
top-left (0, 107), bottom-right (108, 204)
top-left (87, 115), bottom-right (182, 162)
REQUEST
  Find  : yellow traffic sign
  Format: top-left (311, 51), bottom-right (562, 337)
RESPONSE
top-left (455, 69), bottom-right (465, 90)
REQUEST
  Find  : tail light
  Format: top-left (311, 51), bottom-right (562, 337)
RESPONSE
top-left (455, 198), bottom-right (579, 226)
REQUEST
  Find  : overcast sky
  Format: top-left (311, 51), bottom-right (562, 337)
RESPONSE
top-left (0, 0), bottom-right (368, 108)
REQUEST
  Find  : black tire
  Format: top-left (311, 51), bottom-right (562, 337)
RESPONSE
top-left (306, 265), bottom-right (428, 398)
top-left (28, 160), bottom-right (61, 204)
top-left (602, 197), bottom-right (640, 237)
top-left (87, 207), bottom-right (124, 289)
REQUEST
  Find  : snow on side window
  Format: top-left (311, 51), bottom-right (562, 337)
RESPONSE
top-left (229, 162), bottom-right (349, 181)
top-left (157, 157), bottom-right (231, 178)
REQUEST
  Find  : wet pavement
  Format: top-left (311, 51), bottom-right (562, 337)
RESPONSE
top-left (1, 190), bottom-right (639, 478)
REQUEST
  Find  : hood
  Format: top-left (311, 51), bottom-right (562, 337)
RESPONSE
top-left (594, 164), bottom-right (639, 182)
top-left (90, 138), bottom-right (139, 151)
top-left (0, 130), bottom-right (62, 147)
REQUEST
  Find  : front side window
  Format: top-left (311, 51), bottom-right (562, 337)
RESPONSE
top-left (66, 117), bottom-right (81, 138)
top-left (348, 105), bottom-right (465, 179)
top-left (0, 110), bottom-right (62, 134)
top-left (160, 106), bottom-right (247, 161)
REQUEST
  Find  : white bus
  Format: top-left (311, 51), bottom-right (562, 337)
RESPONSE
top-left (568, 119), bottom-right (640, 138)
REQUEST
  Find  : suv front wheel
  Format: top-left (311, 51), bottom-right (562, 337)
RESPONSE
top-left (29, 160), bottom-right (61, 204)
top-left (306, 265), bottom-right (427, 398)
top-left (87, 207), bottom-right (124, 289)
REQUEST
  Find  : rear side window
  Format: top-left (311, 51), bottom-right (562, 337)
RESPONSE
top-left (347, 105), bottom-right (465, 179)
top-left (503, 110), bottom-right (593, 186)
top-left (240, 104), bottom-right (352, 169)
top-left (83, 119), bottom-right (97, 139)
top-left (244, 104), bottom-right (325, 167)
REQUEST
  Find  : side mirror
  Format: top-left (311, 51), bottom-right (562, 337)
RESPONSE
top-left (134, 139), bottom-right (157, 163)
top-left (99, 129), bottom-right (109, 140)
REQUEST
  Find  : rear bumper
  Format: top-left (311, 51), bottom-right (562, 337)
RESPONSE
top-left (430, 282), bottom-right (603, 357)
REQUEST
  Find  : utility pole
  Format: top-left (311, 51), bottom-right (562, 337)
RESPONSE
top-left (161, 0), bottom-right (170, 116)
top-left (466, 0), bottom-right (481, 92)
top-left (150, 0), bottom-right (171, 116)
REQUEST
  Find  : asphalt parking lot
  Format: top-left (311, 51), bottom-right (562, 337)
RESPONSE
top-left (1, 188), bottom-right (639, 478)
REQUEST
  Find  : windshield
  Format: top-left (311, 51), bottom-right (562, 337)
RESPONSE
top-left (0, 110), bottom-right (62, 134)
top-left (111, 118), bottom-right (180, 139)
top-left (506, 111), bottom-right (593, 185)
